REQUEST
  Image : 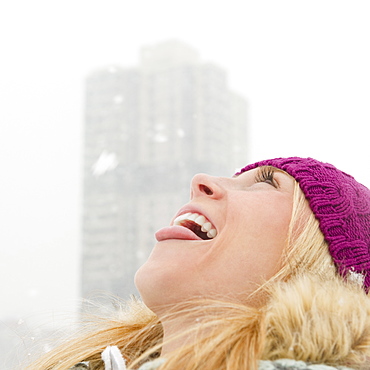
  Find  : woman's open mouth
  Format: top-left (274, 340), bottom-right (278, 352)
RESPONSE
top-left (155, 212), bottom-right (218, 242)
top-left (172, 212), bottom-right (217, 240)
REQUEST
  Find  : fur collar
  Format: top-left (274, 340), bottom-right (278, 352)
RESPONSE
top-left (261, 275), bottom-right (370, 369)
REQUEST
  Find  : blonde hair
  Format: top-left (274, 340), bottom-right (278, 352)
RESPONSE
top-left (273, 181), bottom-right (336, 282)
top-left (26, 181), bottom-right (361, 370)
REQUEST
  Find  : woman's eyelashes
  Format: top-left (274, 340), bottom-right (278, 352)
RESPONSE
top-left (254, 167), bottom-right (279, 188)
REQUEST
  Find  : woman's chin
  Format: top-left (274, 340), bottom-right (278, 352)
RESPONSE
top-left (134, 262), bottom-right (150, 298)
top-left (134, 261), bottom-right (172, 309)
top-left (134, 260), bottom-right (194, 314)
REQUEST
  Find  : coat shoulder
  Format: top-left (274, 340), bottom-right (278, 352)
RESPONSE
top-left (259, 358), bottom-right (354, 369)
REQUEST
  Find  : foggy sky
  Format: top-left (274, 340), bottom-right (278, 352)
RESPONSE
top-left (1, 0), bottom-right (369, 334)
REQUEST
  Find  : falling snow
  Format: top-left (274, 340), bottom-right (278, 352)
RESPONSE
top-left (92, 151), bottom-right (119, 177)
top-left (113, 95), bottom-right (124, 104)
top-left (152, 133), bottom-right (168, 143)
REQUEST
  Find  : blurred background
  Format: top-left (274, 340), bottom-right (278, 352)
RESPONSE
top-left (1, 1), bottom-right (369, 368)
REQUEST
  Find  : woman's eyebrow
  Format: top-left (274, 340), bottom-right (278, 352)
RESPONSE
top-left (232, 166), bottom-right (288, 179)
top-left (272, 167), bottom-right (293, 179)
top-left (232, 171), bottom-right (254, 179)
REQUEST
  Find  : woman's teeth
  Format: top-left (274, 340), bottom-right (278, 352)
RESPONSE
top-left (173, 212), bottom-right (217, 239)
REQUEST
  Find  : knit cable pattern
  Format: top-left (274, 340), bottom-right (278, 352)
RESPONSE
top-left (236, 157), bottom-right (370, 291)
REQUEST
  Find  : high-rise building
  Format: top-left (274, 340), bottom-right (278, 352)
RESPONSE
top-left (82, 40), bottom-right (248, 301)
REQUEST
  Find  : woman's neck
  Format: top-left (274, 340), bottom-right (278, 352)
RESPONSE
top-left (159, 313), bottom-right (205, 356)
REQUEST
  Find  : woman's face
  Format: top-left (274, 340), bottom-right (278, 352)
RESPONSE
top-left (135, 166), bottom-right (297, 312)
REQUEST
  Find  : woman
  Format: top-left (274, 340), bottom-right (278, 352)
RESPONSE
top-left (27, 157), bottom-right (370, 370)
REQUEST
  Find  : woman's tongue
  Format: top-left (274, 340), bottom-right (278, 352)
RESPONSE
top-left (155, 225), bottom-right (202, 242)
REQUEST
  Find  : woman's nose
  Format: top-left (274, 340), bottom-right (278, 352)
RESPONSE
top-left (190, 173), bottom-right (226, 200)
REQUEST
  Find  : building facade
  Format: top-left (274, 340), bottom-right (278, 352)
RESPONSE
top-left (82, 40), bottom-right (248, 301)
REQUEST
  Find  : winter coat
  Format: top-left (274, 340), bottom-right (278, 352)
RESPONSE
top-left (70, 358), bottom-right (354, 369)
top-left (70, 275), bottom-right (370, 370)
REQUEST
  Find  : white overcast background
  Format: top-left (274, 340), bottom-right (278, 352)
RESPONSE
top-left (0, 0), bottom-right (369, 329)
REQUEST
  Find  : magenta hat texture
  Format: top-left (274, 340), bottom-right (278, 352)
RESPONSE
top-left (236, 157), bottom-right (370, 292)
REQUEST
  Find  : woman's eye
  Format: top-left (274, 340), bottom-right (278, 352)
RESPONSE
top-left (255, 167), bottom-right (278, 188)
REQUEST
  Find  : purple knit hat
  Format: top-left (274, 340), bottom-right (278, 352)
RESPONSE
top-left (236, 157), bottom-right (370, 292)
